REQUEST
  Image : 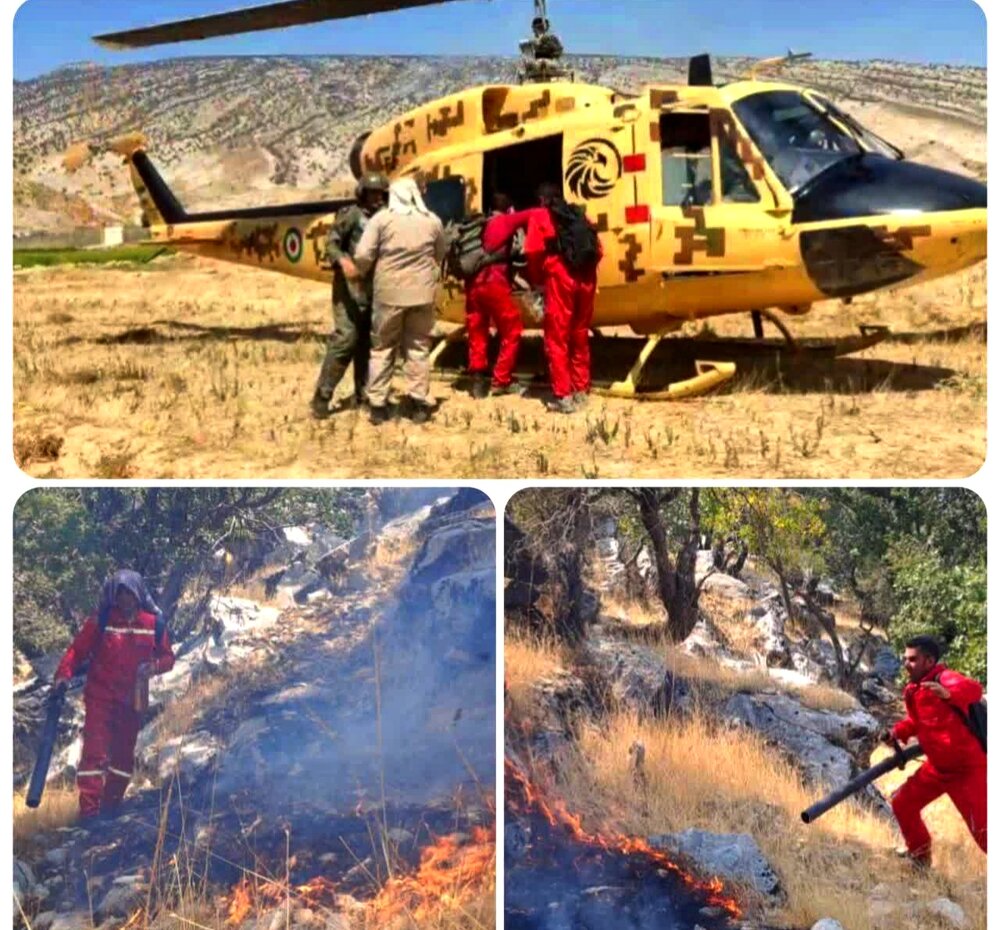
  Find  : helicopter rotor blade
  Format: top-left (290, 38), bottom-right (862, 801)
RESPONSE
top-left (93, 0), bottom-right (465, 50)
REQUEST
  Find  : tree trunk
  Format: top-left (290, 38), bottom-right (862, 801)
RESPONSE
top-left (799, 585), bottom-right (849, 688)
top-left (158, 560), bottom-right (199, 638)
top-left (730, 542), bottom-right (749, 577)
top-left (634, 489), bottom-right (702, 642)
top-left (557, 489), bottom-right (593, 644)
top-left (774, 558), bottom-right (795, 620)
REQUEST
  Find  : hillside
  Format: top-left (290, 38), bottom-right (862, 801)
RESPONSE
top-left (14, 489), bottom-right (496, 930)
top-left (12, 54), bottom-right (987, 232)
top-left (504, 489), bottom-right (986, 930)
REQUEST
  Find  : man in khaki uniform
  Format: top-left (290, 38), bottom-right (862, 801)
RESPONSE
top-left (350, 178), bottom-right (447, 425)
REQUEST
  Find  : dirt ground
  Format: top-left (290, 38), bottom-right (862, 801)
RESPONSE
top-left (13, 254), bottom-right (985, 479)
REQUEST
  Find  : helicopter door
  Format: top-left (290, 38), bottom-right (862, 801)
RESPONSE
top-left (651, 109), bottom-right (783, 275)
top-left (560, 121), bottom-right (650, 293)
top-left (483, 134), bottom-right (564, 211)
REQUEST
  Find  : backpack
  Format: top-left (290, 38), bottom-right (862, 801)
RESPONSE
top-left (548, 201), bottom-right (600, 274)
top-left (445, 214), bottom-right (506, 281)
top-left (937, 673), bottom-right (987, 754)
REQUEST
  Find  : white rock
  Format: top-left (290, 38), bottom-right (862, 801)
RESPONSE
top-left (925, 898), bottom-right (970, 929)
top-left (811, 920), bottom-right (845, 930)
top-left (153, 732), bottom-right (222, 782)
top-left (282, 526), bottom-right (313, 547)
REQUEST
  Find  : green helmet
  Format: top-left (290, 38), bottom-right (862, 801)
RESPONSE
top-left (356, 172), bottom-right (390, 200)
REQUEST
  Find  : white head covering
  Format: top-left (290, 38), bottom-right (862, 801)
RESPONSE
top-left (388, 177), bottom-right (432, 216)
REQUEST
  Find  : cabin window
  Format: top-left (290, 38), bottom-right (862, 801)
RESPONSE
top-left (719, 134), bottom-right (760, 203)
top-left (660, 113), bottom-right (712, 207)
top-left (423, 176), bottom-right (467, 224)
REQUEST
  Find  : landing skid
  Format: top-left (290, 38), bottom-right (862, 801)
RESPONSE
top-left (426, 321), bottom-right (891, 401)
top-left (603, 359), bottom-right (736, 400)
top-left (603, 326), bottom-right (736, 400)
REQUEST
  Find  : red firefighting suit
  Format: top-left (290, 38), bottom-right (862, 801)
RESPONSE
top-left (524, 207), bottom-right (601, 400)
top-left (54, 607), bottom-right (175, 817)
top-left (890, 663), bottom-right (987, 857)
top-left (465, 209), bottom-right (535, 388)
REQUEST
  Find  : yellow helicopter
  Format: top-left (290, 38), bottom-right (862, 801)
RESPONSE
top-left (82, 0), bottom-right (987, 399)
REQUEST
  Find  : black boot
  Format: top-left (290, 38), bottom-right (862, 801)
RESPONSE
top-left (369, 405), bottom-right (390, 426)
top-left (311, 390), bottom-right (333, 420)
top-left (470, 374), bottom-right (490, 400)
top-left (405, 398), bottom-right (433, 424)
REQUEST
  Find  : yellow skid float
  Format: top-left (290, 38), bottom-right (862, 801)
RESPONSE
top-left (606, 360), bottom-right (736, 401)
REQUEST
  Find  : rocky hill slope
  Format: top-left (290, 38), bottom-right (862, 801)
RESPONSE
top-left (504, 516), bottom-right (985, 930)
top-left (14, 489), bottom-right (496, 930)
top-left (13, 54), bottom-right (986, 231)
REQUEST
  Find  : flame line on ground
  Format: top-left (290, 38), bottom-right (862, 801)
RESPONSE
top-left (505, 757), bottom-right (742, 919)
top-left (95, 809), bottom-right (494, 926)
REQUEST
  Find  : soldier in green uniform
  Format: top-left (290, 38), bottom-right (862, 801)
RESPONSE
top-left (311, 172), bottom-right (390, 419)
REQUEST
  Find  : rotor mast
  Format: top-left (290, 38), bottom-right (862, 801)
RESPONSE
top-left (519, 0), bottom-right (571, 83)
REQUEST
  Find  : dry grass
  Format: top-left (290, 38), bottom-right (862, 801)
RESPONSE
top-left (546, 711), bottom-right (985, 930)
top-left (150, 658), bottom-right (284, 748)
top-left (13, 783), bottom-right (78, 857)
top-left (598, 592), bottom-right (666, 629)
top-left (698, 590), bottom-right (761, 656)
top-left (402, 889), bottom-right (495, 930)
top-left (504, 633), bottom-right (568, 725)
top-left (666, 649), bottom-right (860, 714)
top-left (11, 252), bottom-right (985, 479)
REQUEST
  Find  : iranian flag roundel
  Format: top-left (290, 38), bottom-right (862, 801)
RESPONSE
top-left (283, 228), bottom-right (303, 263)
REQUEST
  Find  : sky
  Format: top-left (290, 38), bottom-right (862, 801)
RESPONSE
top-left (12, 0), bottom-right (988, 81)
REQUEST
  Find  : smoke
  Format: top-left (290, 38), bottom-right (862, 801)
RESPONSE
top-left (209, 489), bottom-right (496, 815)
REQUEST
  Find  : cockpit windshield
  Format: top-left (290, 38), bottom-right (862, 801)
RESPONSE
top-left (732, 91), bottom-right (872, 193)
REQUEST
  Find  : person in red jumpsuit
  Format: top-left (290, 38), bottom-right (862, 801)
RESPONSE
top-left (883, 635), bottom-right (986, 867)
top-left (523, 182), bottom-right (602, 414)
top-left (53, 570), bottom-right (175, 818)
top-left (465, 193), bottom-right (536, 398)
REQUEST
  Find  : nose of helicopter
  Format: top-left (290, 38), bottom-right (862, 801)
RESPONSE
top-left (793, 154), bottom-right (987, 222)
top-left (918, 205), bottom-right (987, 278)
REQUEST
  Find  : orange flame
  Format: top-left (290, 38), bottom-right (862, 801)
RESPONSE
top-left (224, 874), bottom-right (341, 925)
top-left (371, 826), bottom-right (496, 920)
top-left (222, 830), bottom-right (493, 926)
top-left (505, 759), bottom-right (742, 919)
top-left (225, 879), bottom-right (254, 926)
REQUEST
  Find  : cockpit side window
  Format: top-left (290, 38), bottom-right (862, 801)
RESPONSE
top-left (719, 133), bottom-right (760, 203)
top-left (423, 175), bottom-right (467, 223)
top-left (660, 113), bottom-right (713, 207)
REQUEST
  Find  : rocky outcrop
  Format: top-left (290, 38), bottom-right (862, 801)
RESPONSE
top-left (869, 883), bottom-right (972, 930)
top-left (649, 830), bottom-right (782, 901)
top-left (581, 624), bottom-right (690, 719)
top-left (723, 692), bottom-right (881, 789)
